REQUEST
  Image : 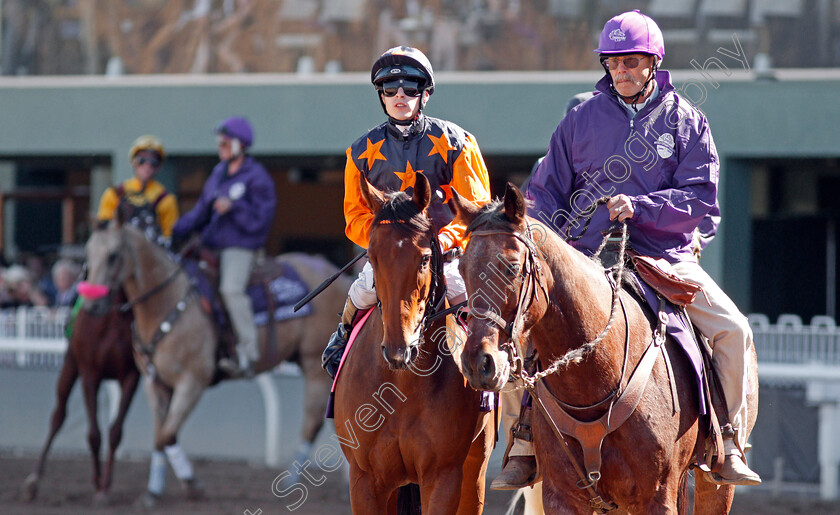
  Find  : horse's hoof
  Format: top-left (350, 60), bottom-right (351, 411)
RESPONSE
top-left (21, 473), bottom-right (39, 501)
top-left (133, 491), bottom-right (160, 511)
top-left (93, 490), bottom-right (110, 506)
top-left (182, 478), bottom-right (204, 500)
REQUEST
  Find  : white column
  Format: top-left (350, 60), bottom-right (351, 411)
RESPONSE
top-left (807, 381), bottom-right (840, 500)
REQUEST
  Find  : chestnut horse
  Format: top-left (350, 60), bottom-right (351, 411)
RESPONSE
top-left (79, 216), bottom-right (350, 508)
top-left (452, 183), bottom-right (758, 514)
top-left (333, 174), bottom-right (494, 513)
top-left (22, 301), bottom-right (139, 504)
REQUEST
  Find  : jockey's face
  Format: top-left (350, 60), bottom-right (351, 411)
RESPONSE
top-left (381, 87), bottom-right (429, 122)
top-left (606, 53), bottom-right (655, 100)
top-left (132, 150), bottom-right (162, 183)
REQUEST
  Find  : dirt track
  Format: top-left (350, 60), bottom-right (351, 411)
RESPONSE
top-left (2, 454), bottom-right (839, 514)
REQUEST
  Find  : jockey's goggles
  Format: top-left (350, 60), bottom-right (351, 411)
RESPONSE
top-left (380, 79), bottom-right (423, 98)
top-left (134, 155), bottom-right (161, 168)
top-left (600, 55), bottom-right (650, 70)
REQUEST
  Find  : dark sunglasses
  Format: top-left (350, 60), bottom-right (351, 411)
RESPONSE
top-left (600, 55), bottom-right (648, 70)
top-left (381, 79), bottom-right (423, 98)
top-left (134, 156), bottom-right (161, 167)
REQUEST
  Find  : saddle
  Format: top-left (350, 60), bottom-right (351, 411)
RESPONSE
top-left (598, 242), bottom-right (729, 475)
top-left (179, 244), bottom-right (313, 380)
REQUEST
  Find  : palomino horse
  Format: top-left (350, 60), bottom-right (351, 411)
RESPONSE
top-left (79, 214), bottom-right (350, 507)
top-left (452, 183), bottom-right (758, 514)
top-left (22, 300), bottom-right (139, 504)
top-left (333, 174), bottom-right (495, 513)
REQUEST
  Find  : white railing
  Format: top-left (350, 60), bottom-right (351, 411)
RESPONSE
top-left (0, 306), bottom-right (299, 467)
top-left (750, 313), bottom-right (840, 366)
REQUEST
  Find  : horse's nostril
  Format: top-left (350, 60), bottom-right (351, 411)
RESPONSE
top-left (480, 353), bottom-right (495, 379)
top-left (406, 345), bottom-right (419, 364)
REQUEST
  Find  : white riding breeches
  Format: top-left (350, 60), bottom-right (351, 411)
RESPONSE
top-left (673, 260), bottom-right (753, 451)
top-left (220, 247), bottom-right (258, 363)
top-left (348, 259), bottom-right (467, 310)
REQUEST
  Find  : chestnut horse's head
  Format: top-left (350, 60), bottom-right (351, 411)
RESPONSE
top-left (451, 182), bottom-right (549, 391)
top-left (79, 213), bottom-right (137, 316)
top-left (361, 173), bottom-right (445, 370)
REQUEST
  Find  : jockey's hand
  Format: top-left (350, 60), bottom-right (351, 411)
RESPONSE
top-left (214, 196), bottom-right (233, 214)
top-left (438, 233), bottom-right (454, 252)
top-left (607, 194), bottom-right (634, 222)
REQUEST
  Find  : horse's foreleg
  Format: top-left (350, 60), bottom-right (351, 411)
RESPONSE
top-left (692, 470), bottom-right (735, 515)
top-left (21, 353), bottom-right (79, 501)
top-left (100, 371), bottom-right (140, 495)
top-left (157, 376), bottom-right (207, 498)
top-left (290, 368), bottom-right (330, 482)
top-left (348, 468), bottom-right (392, 514)
top-left (142, 376), bottom-right (172, 501)
top-left (81, 375), bottom-right (104, 494)
top-left (457, 417), bottom-right (494, 515)
top-left (420, 466), bottom-right (464, 514)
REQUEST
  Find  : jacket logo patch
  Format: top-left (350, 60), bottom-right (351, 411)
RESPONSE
top-left (655, 133), bottom-right (675, 159)
top-left (229, 182), bottom-right (246, 200)
top-left (609, 29), bottom-right (626, 42)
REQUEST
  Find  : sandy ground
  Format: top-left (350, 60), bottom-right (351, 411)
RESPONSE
top-left (2, 454), bottom-right (839, 514)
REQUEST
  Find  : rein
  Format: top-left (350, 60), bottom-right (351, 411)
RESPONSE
top-left (120, 265), bottom-right (183, 312)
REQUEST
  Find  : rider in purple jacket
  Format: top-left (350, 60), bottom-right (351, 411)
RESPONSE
top-left (492, 10), bottom-right (761, 490)
top-left (173, 117), bottom-right (276, 377)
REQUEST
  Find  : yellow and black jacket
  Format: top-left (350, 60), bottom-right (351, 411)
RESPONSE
top-left (96, 177), bottom-right (179, 237)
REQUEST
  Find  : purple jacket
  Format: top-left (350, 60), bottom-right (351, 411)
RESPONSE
top-left (173, 156), bottom-right (276, 250)
top-left (526, 71), bottom-right (720, 264)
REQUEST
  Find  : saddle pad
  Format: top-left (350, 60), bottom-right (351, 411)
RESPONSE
top-left (629, 270), bottom-right (706, 414)
top-left (325, 307), bottom-right (375, 419)
top-left (248, 262), bottom-right (312, 326)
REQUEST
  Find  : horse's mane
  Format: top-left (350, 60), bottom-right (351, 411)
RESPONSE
top-left (464, 199), bottom-right (515, 236)
top-left (373, 191), bottom-right (433, 235)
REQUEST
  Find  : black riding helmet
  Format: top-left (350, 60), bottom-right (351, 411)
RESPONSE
top-left (371, 46), bottom-right (435, 125)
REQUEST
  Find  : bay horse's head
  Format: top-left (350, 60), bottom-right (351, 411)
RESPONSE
top-left (78, 212), bottom-right (137, 316)
top-left (361, 173), bottom-right (444, 369)
top-left (452, 182), bottom-right (550, 391)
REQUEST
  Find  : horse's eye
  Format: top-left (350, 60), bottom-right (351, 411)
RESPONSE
top-left (420, 254), bottom-right (431, 270)
top-left (505, 263), bottom-right (521, 277)
top-left (107, 252), bottom-right (119, 266)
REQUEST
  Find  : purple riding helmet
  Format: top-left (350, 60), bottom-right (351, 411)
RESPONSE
top-left (595, 9), bottom-right (664, 59)
top-left (215, 116), bottom-right (254, 148)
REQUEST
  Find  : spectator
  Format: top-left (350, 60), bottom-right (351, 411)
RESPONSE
top-left (51, 259), bottom-right (81, 307)
top-left (1, 265), bottom-right (49, 309)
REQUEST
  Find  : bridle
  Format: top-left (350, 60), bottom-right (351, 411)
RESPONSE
top-left (374, 217), bottom-right (449, 347)
top-left (466, 220), bottom-right (629, 390)
top-left (466, 224), bottom-right (548, 377)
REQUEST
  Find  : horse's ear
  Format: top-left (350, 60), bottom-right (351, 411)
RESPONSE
top-left (503, 182), bottom-right (527, 224)
top-left (413, 173), bottom-right (431, 212)
top-left (450, 187), bottom-right (480, 226)
top-left (359, 174), bottom-right (386, 216)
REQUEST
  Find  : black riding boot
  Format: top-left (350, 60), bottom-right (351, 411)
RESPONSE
top-left (321, 297), bottom-right (359, 378)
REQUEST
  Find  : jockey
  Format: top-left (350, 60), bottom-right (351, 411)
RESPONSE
top-left (504, 9), bottom-right (761, 488)
top-left (172, 117), bottom-right (277, 377)
top-left (321, 46), bottom-right (492, 377)
top-left (97, 135), bottom-right (179, 243)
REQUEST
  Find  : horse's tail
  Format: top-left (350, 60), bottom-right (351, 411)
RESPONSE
top-left (396, 483), bottom-right (421, 515)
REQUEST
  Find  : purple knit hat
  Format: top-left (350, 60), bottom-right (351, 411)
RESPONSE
top-left (595, 10), bottom-right (664, 60)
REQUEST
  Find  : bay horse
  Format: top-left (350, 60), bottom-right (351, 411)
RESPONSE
top-left (451, 183), bottom-right (758, 514)
top-left (79, 213), bottom-right (350, 508)
top-left (21, 299), bottom-right (139, 504)
top-left (333, 173), bottom-right (495, 513)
